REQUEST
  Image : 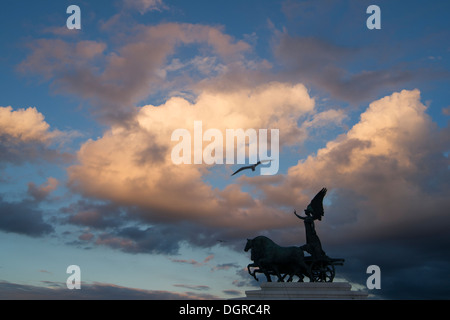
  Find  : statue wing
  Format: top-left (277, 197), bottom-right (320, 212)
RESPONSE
top-left (307, 187), bottom-right (327, 220)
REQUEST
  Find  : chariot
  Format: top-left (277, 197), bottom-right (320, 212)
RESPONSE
top-left (304, 255), bottom-right (344, 282)
top-left (245, 188), bottom-right (345, 283)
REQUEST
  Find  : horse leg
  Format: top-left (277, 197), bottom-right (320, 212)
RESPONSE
top-left (258, 269), bottom-right (271, 282)
top-left (247, 263), bottom-right (253, 276)
top-left (272, 266), bottom-right (283, 282)
top-left (302, 262), bottom-right (313, 282)
top-left (264, 270), bottom-right (272, 282)
top-left (257, 259), bottom-right (272, 282)
top-left (247, 263), bottom-right (259, 281)
top-left (276, 273), bottom-right (284, 282)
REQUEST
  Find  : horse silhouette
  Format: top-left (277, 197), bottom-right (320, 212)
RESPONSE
top-left (245, 236), bottom-right (311, 282)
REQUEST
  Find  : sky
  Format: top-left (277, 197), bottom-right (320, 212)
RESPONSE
top-left (0, 0), bottom-right (449, 300)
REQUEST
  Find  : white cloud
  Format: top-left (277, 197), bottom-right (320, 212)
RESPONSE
top-left (67, 82), bottom-right (315, 231)
top-left (0, 106), bottom-right (74, 165)
top-left (282, 89), bottom-right (450, 242)
top-left (66, 85), bottom-right (450, 249)
top-left (123, 0), bottom-right (168, 14)
top-left (0, 106), bottom-right (59, 143)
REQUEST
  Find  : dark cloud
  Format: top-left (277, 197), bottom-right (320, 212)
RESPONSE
top-left (62, 200), bottom-right (126, 229)
top-left (69, 210), bottom-right (118, 229)
top-left (27, 177), bottom-right (59, 202)
top-left (110, 225), bottom-right (184, 254)
top-left (19, 23), bottom-right (251, 124)
top-left (274, 0), bottom-right (450, 105)
top-left (133, 132), bottom-right (168, 165)
top-left (173, 284), bottom-right (210, 291)
top-left (104, 222), bottom-right (249, 256)
top-left (0, 280), bottom-right (219, 300)
top-left (0, 135), bottom-right (73, 166)
top-left (0, 196), bottom-right (54, 237)
top-left (334, 235), bottom-right (450, 299)
top-left (222, 289), bottom-right (242, 296)
top-left (211, 263), bottom-right (240, 272)
top-left (60, 197), bottom-right (250, 255)
top-left (274, 33), bottom-right (414, 104)
top-left (88, 223), bottom-right (194, 255)
top-left (61, 200), bottom-right (194, 255)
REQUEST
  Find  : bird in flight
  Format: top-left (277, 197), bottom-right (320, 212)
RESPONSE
top-left (231, 159), bottom-right (273, 176)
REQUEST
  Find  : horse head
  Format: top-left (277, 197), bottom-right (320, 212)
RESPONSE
top-left (244, 238), bottom-right (253, 252)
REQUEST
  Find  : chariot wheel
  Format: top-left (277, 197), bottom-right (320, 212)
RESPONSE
top-left (310, 261), bottom-right (335, 282)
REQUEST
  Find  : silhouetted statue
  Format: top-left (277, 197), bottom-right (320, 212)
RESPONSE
top-left (245, 236), bottom-right (311, 282)
top-left (293, 188), bottom-right (328, 259)
top-left (244, 187), bottom-right (345, 282)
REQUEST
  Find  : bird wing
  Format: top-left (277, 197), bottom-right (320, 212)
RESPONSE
top-left (231, 165), bottom-right (251, 176)
top-left (231, 161), bottom-right (269, 176)
top-left (307, 187), bottom-right (327, 220)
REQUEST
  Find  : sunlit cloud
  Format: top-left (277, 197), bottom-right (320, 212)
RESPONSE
top-left (0, 106), bottom-right (74, 165)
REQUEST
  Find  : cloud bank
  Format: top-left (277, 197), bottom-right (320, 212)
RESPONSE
top-left (4, 4), bottom-right (449, 298)
top-left (67, 82), bottom-right (315, 231)
top-left (62, 87), bottom-right (450, 262)
top-left (0, 280), bottom-right (218, 300)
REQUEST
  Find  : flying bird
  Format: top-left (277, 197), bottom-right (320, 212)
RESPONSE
top-left (305, 187), bottom-right (327, 221)
top-left (231, 159), bottom-right (273, 176)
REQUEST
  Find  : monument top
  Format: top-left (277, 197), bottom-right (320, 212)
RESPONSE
top-left (245, 187), bottom-right (345, 283)
top-left (242, 282), bottom-right (368, 300)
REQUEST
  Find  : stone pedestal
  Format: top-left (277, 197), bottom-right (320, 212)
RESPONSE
top-left (242, 282), bottom-right (368, 300)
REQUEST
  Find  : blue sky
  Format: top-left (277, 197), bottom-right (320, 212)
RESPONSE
top-left (0, 0), bottom-right (449, 299)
